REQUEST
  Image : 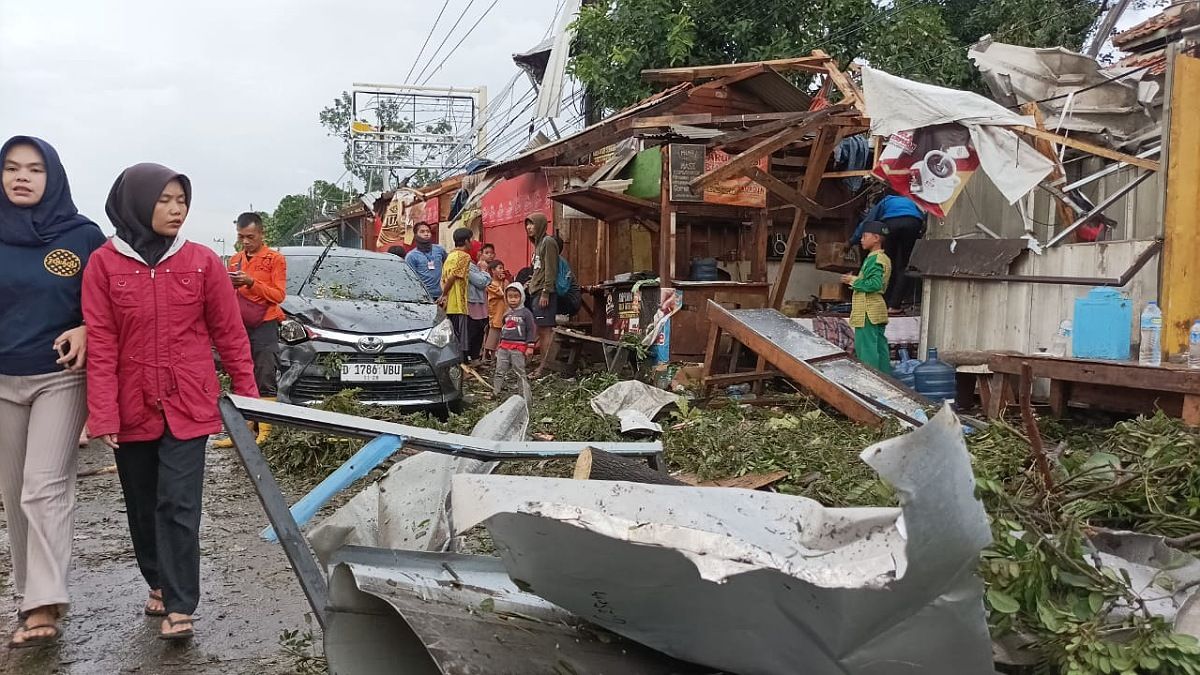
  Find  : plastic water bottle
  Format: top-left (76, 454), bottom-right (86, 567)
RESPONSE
top-left (1189, 320), bottom-right (1200, 370)
top-left (1049, 320), bottom-right (1073, 358)
top-left (1139, 301), bottom-right (1162, 367)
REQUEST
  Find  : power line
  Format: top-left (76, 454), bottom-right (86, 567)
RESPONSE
top-left (413, 0), bottom-right (480, 85)
top-left (404, 0), bottom-right (452, 83)
top-left (420, 0), bottom-right (502, 85)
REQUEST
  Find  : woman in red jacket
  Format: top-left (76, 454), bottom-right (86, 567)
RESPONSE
top-left (82, 163), bottom-right (257, 641)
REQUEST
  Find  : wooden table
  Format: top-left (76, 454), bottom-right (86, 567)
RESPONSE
top-left (985, 354), bottom-right (1200, 425)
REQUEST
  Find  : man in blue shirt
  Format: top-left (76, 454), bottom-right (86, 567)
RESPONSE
top-left (404, 222), bottom-right (447, 300)
top-left (849, 189), bottom-right (925, 311)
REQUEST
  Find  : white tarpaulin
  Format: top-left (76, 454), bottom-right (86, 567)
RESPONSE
top-left (452, 405), bottom-right (996, 674)
top-left (863, 66), bottom-right (1054, 204)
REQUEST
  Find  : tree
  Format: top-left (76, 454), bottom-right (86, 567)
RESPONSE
top-left (569, 0), bottom-right (1111, 112)
top-left (263, 180), bottom-right (352, 246)
top-left (319, 91), bottom-right (417, 191)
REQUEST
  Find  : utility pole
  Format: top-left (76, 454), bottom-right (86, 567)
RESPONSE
top-left (1087, 0), bottom-right (1134, 58)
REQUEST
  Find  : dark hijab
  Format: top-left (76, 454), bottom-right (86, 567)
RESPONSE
top-left (106, 163), bottom-right (191, 267)
top-left (0, 136), bottom-right (98, 247)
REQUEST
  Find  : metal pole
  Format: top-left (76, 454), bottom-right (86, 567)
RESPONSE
top-left (1046, 170), bottom-right (1155, 247)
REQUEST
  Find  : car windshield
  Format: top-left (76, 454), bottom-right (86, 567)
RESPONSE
top-left (286, 254), bottom-right (431, 303)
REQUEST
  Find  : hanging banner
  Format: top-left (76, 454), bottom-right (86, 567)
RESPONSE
top-left (703, 149), bottom-right (767, 208)
top-left (872, 123), bottom-right (980, 218)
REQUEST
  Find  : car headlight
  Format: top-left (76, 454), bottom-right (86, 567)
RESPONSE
top-left (425, 318), bottom-right (454, 348)
top-left (278, 319), bottom-right (311, 345)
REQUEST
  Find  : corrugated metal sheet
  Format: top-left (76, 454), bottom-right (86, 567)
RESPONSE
top-left (920, 239), bottom-right (1160, 358)
top-left (731, 69), bottom-right (813, 112)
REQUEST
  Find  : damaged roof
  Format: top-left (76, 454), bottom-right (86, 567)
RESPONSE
top-left (1114, 2), bottom-right (1200, 52)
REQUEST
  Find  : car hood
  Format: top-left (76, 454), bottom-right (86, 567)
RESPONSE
top-left (282, 296), bottom-right (440, 334)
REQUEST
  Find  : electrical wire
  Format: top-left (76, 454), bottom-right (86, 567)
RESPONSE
top-left (413, 0), bottom-right (480, 85)
top-left (420, 0), bottom-right (502, 85)
top-left (404, 0), bottom-right (452, 83)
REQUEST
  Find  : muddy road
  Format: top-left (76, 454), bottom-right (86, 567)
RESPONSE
top-left (0, 440), bottom-right (313, 674)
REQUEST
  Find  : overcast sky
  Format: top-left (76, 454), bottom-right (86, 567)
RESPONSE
top-left (0, 2), bottom-right (1163, 254)
top-left (0, 0), bottom-right (562, 253)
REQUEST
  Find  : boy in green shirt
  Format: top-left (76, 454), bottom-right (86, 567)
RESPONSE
top-left (842, 221), bottom-right (893, 375)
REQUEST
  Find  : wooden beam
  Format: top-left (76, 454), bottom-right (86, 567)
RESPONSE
top-left (1022, 103), bottom-right (1078, 229)
top-left (769, 126), bottom-right (841, 309)
top-left (642, 55), bottom-right (832, 83)
top-left (631, 113), bottom-right (714, 129)
top-left (659, 145), bottom-right (675, 287)
top-left (1162, 52), bottom-right (1200, 357)
top-left (690, 109), bottom-right (839, 191)
top-left (1013, 125), bottom-right (1161, 171)
top-left (746, 166), bottom-right (830, 218)
top-left (710, 112), bottom-right (814, 148)
top-left (814, 51), bottom-right (863, 110)
top-left (752, 209), bottom-right (769, 282)
top-left (822, 170), bottom-right (873, 179)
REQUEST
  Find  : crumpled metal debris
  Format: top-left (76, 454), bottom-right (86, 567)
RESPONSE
top-left (452, 404), bottom-right (995, 675)
top-left (1089, 530), bottom-right (1200, 637)
top-left (306, 396), bottom-right (526, 563)
top-left (590, 380), bottom-right (679, 434)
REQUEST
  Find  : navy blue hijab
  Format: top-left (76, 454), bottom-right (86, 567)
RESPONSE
top-left (0, 136), bottom-right (98, 247)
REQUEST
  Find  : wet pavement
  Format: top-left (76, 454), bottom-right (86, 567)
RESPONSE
top-left (0, 440), bottom-right (312, 674)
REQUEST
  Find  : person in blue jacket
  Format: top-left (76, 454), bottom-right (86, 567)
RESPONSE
top-left (849, 188), bottom-right (925, 310)
top-left (404, 222), bottom-right (447, 300)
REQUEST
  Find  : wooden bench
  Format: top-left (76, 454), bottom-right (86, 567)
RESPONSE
top-left (986, 353), bottom-right (1200, 425)
top-left (543, 327), bottom-right (639, 376)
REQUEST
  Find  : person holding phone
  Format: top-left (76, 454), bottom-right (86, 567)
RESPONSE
top-left (82, 163), bottom-right (258, 641)
top-left (0, 136), bottom-right (106, 647)
top-left (211, 212), bottom-right (286, 448)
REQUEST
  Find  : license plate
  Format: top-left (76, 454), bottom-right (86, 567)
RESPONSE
top-left (340, 362), bottom-right (404, 382)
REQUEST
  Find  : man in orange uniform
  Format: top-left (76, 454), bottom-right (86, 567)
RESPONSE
top-left (214, 212), bottom-right (287, 447)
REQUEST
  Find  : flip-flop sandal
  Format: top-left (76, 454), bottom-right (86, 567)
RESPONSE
top-left (8, 621), bottom-right (61, 649)
top-left (158, 617), bottom-right (194, 641)
top-left (145, 591), bottom-right (167, 617)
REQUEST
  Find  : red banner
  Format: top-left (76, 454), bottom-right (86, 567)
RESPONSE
top-left (482, 172), bottom-right (555, 274)
top-left (872, 123), bottom-right (980, 218)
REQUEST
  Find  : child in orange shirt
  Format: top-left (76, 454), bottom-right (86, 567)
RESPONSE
top-left (484, 259), bottom-right (508, 362)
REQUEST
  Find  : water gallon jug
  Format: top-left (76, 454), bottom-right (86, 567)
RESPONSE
top-left (1073, 288), bottom-right (1132, 360)
top-left (914, 348), bottom-right (956, 404)
top-left (894, 348), bottom-right (919, 389)
top-left (690, 257), bottom-right (719, 281)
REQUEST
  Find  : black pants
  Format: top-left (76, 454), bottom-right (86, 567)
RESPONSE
top-left (467, 317), bottom-right (487, 361)
top-left (882, 216), bottom-right (924, 310)
top-left (115, 427), bottom-right (207, 615)
top-left (449, 313), bottom-right (471, 361)
top-left (248, 320), bottom-right (280, 397)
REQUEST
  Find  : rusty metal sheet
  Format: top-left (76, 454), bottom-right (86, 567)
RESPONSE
top-left (909, 238), bottom-right (1030, 277)
top-left (813, 359), bottom-right (927, 420)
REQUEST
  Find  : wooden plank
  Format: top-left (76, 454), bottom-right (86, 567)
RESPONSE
top-left (630, 113), bottom-right (714, 129)
top-left (1022, 103), bottom-right (1076, 229)
top-left (703, 371), bottom-right (782, 386)
top-left (1184, 395), bottom-right (1200, 427)
top-left (706, 301), bottom-right (884, 426)
top-left (746, 166), bottom-right (830, 218)
top-left (822, 170), bottom-right (874, 179)
top-left (1013, 125), bottom-right (1161, 171)
top-left (769, 125), bottom-right (841, 309)
top-left (700, 321), bottom-right (722, 397)
top-left (815, 52), bottom-right (862, 110)
top-left (675, 470), bottom-right (791, 489)
top-left (642, 55), bottom-right (832, 83)
top-left (690, 110), bottom-right (839, 191)
top-left (988, 353), bottom-right (1200, 394)
top-left (1162, 53), bottom-right (1200, 357)
top-left (710, 112), bottom-right (812, 148)
top-left (751, 209), bottom-right (768, 282)
top-left (659, 145), bottom-right (675, 287)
